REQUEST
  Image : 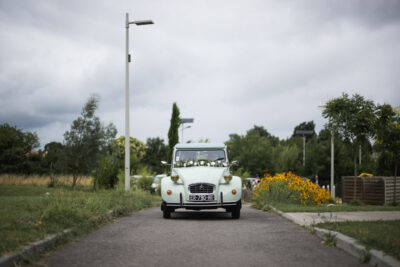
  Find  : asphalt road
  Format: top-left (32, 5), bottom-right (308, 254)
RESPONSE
top-left (44, 204), bottom-right (362, 267)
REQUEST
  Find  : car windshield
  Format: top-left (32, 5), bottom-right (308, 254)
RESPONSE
top-left (175, 150), bottom-right (226, 162)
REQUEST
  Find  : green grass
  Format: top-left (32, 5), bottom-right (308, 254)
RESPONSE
top-left (316, 220), bottom-right (400, 260)
top-left (0, 185), bottom-right (160, 256)
top-left (256, 201), bottom-right (400, 213)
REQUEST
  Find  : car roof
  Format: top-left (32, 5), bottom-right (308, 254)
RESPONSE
top-left (174, 143), bottom-right (226, 149)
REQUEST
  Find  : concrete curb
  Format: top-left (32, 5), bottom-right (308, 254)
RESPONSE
top-left (268, 206), bottom-right (400, 267)
top-left (0, 210), bottom-right (115, 267)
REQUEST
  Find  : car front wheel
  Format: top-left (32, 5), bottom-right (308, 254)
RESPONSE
top-left (162, 202), bottom-right (171, 219)
top-left (231, 201), bottom-right (241, 219)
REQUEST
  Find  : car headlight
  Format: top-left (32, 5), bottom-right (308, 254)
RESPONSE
top-left (224, 172), bottom-right (233, 182)
top-left (171, 171), bottom-right (179, 182)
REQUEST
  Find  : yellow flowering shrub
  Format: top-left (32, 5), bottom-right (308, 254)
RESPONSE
top-left (359, 173), bottom-right (373, 177)
top-left (253, 172), bottom-right (332, 206)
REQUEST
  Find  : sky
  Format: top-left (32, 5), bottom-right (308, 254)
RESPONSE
top-left (1, 0), bottom-right (399, 147)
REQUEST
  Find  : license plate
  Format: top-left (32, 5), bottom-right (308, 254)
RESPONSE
top-left (189, 194), bottom-right (214, 202)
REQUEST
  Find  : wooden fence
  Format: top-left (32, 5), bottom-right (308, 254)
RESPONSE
top-left (342, 176), bottom-right (399, 205)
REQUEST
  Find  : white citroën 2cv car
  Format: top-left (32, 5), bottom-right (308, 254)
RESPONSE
top-left (161, 143), bottom-right (242, 219)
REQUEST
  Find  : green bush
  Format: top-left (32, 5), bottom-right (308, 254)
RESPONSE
top-left (40, 206), bottom-right (84, 229)
top-left (138, 176), bottom-right (154, 192)
top-left (96, 157), bottom-right (119, 189)
top-left (349, 199), bottom-right (364, 206)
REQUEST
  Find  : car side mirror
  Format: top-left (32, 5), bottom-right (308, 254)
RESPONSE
top-left (230, 160), bottom-right (239, 166)
top-left (161, 161), bottom-right (170, 166)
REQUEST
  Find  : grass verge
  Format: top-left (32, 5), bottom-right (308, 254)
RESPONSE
top-left (255, 201), bottom-right (400, 212)
top-left (316, 220), bottom-right (400, 260)
top-left (0, 185), bottom-right (160, 256)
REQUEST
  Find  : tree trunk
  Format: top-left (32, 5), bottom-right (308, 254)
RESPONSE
top-left (353, 153), bottom-right (357, 176)
top-left (50, 162), bottom-right (54, 186)
top-left (93, 174), bottom-right (97, 191)
top-left (72, 173), bottom-right (78, 189)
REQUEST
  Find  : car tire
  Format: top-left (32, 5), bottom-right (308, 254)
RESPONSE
top-left (162, 203), bottom-right (171, 219)
top-left (231, 206), bottom-right (240, 219)
top-left (231, 200), bottom-right (241, 219)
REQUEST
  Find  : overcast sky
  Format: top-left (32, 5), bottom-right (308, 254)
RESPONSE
top-left (1, 0), bottom-right (399, 147)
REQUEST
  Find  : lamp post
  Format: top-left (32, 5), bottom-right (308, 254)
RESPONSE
top-left (295, 130), bottom-right (313, 166)
top-left (180, 118), bottom-right (194, 143)
top-left (319, 104), bottom-right (335, 198)
top-left (330, 127), bottom-right (334, 198)
top-left (125, 13), bottom-right (153, 191)
top-left (181, 125), bottom-right (191, 143)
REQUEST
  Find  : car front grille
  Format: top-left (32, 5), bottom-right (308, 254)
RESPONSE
top-left (189, 183), bottom-right (215, 193)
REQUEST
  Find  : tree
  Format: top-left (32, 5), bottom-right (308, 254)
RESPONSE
top-left (142, 137), bottom-right (167, 174)
top-left (226, 126), bottom-right (277, 176)
top-left (43, 142), bottom-right (64, 186)
top-left (0, 123), bottom-right (39, 174)
top-left (322, 93), bottom-right (375, 175)
top-left (375, 104), bottom-right (400, 179)
top-left (167, 103), bottom-right (181, 162)
top-left (63, 95), bottom-right (117, 188)
top-left (113, 136), bottom-right (146, 174)
top-left (292, 121), bottom-right (316, 141)
top-left (247, 125), bottom-right (279, 145)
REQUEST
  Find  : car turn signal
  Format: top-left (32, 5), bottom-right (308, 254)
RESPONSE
top-left (167, 190), bottom-right (172, 195)
top-left (232, 189), bottom-right (237, 195)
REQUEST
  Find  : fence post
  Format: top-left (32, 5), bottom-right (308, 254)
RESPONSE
top-left (383, 178), bottom-right (387, 205)
top-left (361, 178), bottom-right (365, 203)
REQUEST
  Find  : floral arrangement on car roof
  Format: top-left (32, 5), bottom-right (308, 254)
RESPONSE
top-left (174, 160), bottom-right (229, 168)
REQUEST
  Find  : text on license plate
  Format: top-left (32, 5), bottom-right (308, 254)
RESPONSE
top-left (189, 194), bottom-right (214, 201)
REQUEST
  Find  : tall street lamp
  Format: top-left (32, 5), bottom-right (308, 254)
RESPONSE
top-left (180, 118), bottom-right (194, 143)
top-left (295, 130), bottom-right (313, 166)
top-left (125, 13), bottom-right (153, 191)
top-left (319, 104), bottom-right (335, 198)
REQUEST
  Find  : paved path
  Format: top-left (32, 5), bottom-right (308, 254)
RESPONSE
top-left (286, 211), bottom-right (400, 226)
top-left (44, 204), bottom-right (362, 267)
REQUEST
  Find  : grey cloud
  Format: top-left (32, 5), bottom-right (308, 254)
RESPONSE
top-left (1, 0), bottom-right (399, 147)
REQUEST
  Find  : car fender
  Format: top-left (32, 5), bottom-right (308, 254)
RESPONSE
top-left (161, 176), bottom-right (185, 203)
top-left (219, 176), bottom-right (242, 203)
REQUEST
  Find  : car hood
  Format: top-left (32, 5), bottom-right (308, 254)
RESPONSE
top-left (174, 167), bottom-right (227, 185)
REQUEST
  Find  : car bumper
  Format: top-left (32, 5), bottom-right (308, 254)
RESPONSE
top-left (164, 201), bottom-right (239, 209)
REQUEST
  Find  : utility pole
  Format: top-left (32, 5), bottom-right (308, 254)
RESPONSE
top-left (180, 118), bottom-right (194, 143)
top-left (295, 130), bottom-right (313, 167)
top-left (124, 13), bottom-right (154, 190)
top-left (331, 129), bottom-right (334, 198)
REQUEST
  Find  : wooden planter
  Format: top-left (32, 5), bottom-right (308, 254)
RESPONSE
top-left (342, 176), bottom-right (399, 205)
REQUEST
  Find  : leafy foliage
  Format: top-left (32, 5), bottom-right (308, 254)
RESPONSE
top-left (0, 124), bottom-right (39, 174)
top-left (113, 136), bottom-right (146, 174)
top-left (226, 126), bottom-right (277, 177)
top-left (142, 137), bottom-right (167, 174)
top-left (374, 104), bottom-right (400, 176)
top-left (63, 95), bottom-right (117, 188)
top-left (322, 93), bottom-right (375, 175)
top-left (96, 156), bottom-right (119, 189)
top-left (167, 103), bottom-right (181, 163)
top-left (292, 121), bottom-right (316, 140)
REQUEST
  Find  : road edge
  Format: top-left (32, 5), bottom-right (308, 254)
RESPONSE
top-left (0, 210), bottom-right (115, 267)
top-left (268, 206), bottom-right (400, 267)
